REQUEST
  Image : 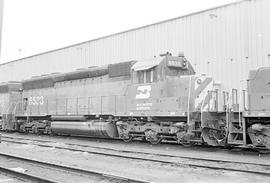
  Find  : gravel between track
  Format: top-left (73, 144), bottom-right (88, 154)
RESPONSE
top-left (0, 133), bottom-right (270, 183)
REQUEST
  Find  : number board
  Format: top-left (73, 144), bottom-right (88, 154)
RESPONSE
top-left (29, 96), bottom-right (44, 105)
top-left (167, 60), bottom-right (183, 68)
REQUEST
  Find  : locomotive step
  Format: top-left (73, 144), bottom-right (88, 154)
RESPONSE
top-left (229, 131), bottom-right (243, 134)
top-left (192, 130), bottom-right (202, 132)
top-left (228, 140), bottom-right (244, 145)
top-left (189, 139), bottom-right (203, 143)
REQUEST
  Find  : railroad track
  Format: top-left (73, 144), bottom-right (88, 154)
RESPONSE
top-left (0, 152), bottom-right (150, 183)
top-left (1, 135), bottom-right (270, 177)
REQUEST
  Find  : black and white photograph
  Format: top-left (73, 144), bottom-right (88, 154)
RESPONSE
top-left (0, 0), bottom-right (269, 182)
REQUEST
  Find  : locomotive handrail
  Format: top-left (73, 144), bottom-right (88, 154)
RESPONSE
top-left (100, 96), bottom-right (103, 115)
top-left (187, 76), bottom-right (192, 125)
top-left (232, 88), bottom-right (242, 128)
top-left (200, 92), bottom-right (207, 125)
top-left (242, 90), bottom-right (247, 111)
top-left (224, 88), bottom-right (242, 128)
top-left (3, 103), bottom-right (10, 114)
top-left (4, 101), bottom-right (17, 115)
top-left (200, 82), bottom-right (214, 127)
top-left (87, 97), bottom-right (90, 115)
top-left (237, 79), bottom-right (248, 127)
top-left (76, 97), bottom-right (79, 115)
top-left (225, 90), bottom-right (233, 130)
top-left (12, 101), bottom-right (20, 116)
top-left (238, 89), bottom-right (242, 128)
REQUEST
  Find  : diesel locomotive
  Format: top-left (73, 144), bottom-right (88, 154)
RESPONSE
top-left (0, 52), bottom-right (269, 150)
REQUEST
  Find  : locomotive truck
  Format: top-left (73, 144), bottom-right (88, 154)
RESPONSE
top-left (0, 52), bottom-right (269, 150)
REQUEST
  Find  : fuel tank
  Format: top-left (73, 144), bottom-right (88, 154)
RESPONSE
top-left (51, 121), bottom-right (118, 138)
top-left (51, 115), bottom-right (87, 121)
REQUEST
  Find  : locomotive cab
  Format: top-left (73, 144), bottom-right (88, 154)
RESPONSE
top-left (118, 53), bottom-right (223, 144)
top-left (131, 52), bottom-right (195, 84)
top-left (125, 53), bottom-right (197, 117)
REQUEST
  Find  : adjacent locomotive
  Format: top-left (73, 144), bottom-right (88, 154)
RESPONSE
top-left (244, 68), bottom-right (270, 149)
top-left (0, 82), bottom-right (21, 131)
top-left (0, 52), bottom-right (269, 150)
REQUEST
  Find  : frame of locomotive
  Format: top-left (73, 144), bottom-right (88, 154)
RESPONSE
top-left (0, 52), bottom-right (269, 151)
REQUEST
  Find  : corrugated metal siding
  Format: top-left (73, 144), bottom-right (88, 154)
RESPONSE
top-left (0, 0), bottom-right (3, 55)
top-left (0, 0), bottom-right (270, 92)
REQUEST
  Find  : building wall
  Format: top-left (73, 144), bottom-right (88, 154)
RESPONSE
top-left (0, 0), bottom-right (270, 92)
top-left (0, 0), bottom-right (3, 56)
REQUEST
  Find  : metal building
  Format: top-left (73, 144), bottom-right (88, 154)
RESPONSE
top-left (0, 0), bottom-right (3, 56)
top-left (0, 0), bottom-right (269, 92)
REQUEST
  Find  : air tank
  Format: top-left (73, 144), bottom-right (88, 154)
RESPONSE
top-left (51, 120), bottom-right (119, 138)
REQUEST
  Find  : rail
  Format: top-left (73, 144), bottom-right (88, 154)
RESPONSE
top-left (2, 135), bottom-right (270, 177)
top-left (0, 151), bottom-right (149, 183)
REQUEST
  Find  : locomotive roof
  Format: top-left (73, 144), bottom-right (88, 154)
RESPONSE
top-left (22, 79), bottom-right (53, 90)
top-left (131, 55), bottom-right (195, 73)
top-left (22, 73), bottom-right (61, 90)
top-left (22, 66), bottom-right (109, 90)
top-left (108, 61), bottom-right (135, 77)
top-left (131, 57), bottom-right (163, 71)
top-left (248, 67), bottom-right (270, 81)
top-left (21, 54), bottom-right (195, 90)
top-left (0, 81), bottom-right (22, 93)
top-left (53, 65), bottom-right (108, 83)
top-left (22, 61), bottom-right (135, 90)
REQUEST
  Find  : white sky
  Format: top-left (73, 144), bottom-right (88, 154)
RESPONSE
top-left (0, 0), bottom-right (239, 63)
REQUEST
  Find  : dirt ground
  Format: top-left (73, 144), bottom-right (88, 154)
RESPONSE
top-left (0, 134), bottom-right (270, 183)
top-left (0, 173), bottom-right (25, 183)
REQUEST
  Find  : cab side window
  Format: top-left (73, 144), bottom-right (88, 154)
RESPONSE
top-left (137, 68), bottom-right (156, 83)
top-left (138, 71), bottom-right (145, 83)
top-left (146, 70), bottom-right (151, 83)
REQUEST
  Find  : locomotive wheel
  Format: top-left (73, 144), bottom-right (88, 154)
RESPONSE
top-left (181, 142), bottom-right (192, 147)
top-left (31, 126), bottom-right (38, 134)
top-left (145, 130), bottom-right (163, 145)
top-left (149, 137), bottom-right (163, 145)
top-left (123, 136), bottom-right (133, 143)
top-left (45, 127), bottom-right (52, 135)
top-left (139, 136), bottom-right (146, 141)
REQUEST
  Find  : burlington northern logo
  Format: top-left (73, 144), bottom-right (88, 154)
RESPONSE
top-left (135, 86), bottom-right (151, 99)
